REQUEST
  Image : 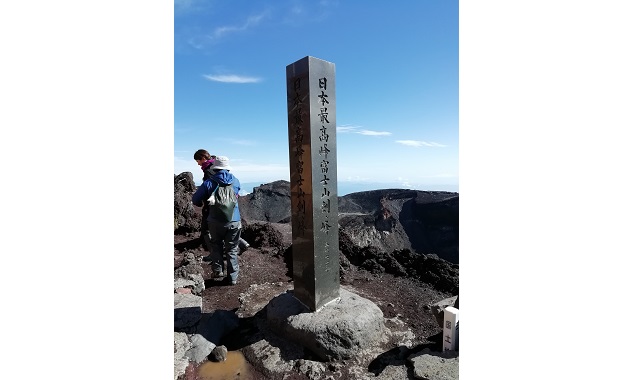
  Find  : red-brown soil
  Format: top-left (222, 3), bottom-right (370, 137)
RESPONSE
top-left (175, 230), bottom-right (452, 379)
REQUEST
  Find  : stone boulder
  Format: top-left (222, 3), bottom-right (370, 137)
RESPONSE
top-left (174, 332), bottom-right (191, 380)
top-left (174, 252), bottom-right (205, 295)
top-left (266, 288), bottom-right (386, 361)
top-left (174, 172), bottom-right (202, 234)
top-left (174, 293), bottom-right (202, 330)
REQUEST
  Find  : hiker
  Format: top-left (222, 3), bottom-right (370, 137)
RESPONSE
top-left (192, 155), bottom-right (243, 285)
top-left (193, 149), bottom-right (250, 254)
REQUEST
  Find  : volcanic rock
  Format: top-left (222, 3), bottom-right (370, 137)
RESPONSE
top-left (239, 180), bottom-right (292, 223)
top-left (174, 172), bottom-right (202, 233)
top-left (173, 177), bottom-right (459, 379)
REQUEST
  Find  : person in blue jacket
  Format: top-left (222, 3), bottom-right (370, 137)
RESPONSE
top-left (192, 155), bottom-right (242, 285)
top-left (193, 149), bottom-right (250, 254)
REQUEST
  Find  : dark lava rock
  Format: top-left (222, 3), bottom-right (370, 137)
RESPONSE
top-left (174, 172), bottom-right (202, 234)
top-left (239, 180), bottom-right (291, 223)
top-left (241, 221), bottom-right (289, 255)
top-left (339, 189), bottom-right (459, 264)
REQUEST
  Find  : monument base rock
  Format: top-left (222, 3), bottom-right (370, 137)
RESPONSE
top-left (266, 287), bottom-right (386, 361)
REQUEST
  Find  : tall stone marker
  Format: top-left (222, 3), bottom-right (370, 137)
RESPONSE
top-left (286, 56), bottom-right (340, 311)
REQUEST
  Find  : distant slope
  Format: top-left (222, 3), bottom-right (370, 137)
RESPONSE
top-left (238, 180), bottom-right (458, 263)
top-left (339, 189), bottom-right (459, 264)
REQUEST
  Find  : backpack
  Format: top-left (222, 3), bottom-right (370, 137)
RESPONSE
top-left (207, 182), bottom-right (237, 222)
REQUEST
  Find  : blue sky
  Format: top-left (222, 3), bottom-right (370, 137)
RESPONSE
top-left (174, 0), bottom-right (459, 194)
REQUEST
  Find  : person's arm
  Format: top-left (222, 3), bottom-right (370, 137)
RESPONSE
top-left (192, 180), bottom-right (212, 206)
top-left (233, 177), bottom-right (241, 197)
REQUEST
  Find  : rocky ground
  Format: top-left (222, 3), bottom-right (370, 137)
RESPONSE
top-left (174, 175), bottom-right (459, 379)
top-left (175, 226), bottom-right (458, 380)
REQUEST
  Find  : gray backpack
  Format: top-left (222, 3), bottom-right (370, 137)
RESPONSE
top-left (207, 182), bottom-right (237, 222)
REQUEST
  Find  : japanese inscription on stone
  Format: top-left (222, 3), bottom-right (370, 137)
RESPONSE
top-left (286, 56), bottom-right (340, 311)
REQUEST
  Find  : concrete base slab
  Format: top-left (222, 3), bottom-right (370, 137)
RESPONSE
top-left (266, 287), bottom-right (385, 360)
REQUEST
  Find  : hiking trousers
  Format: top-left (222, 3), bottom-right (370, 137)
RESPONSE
top-left (207, 220), bottom-right (242, 283)
top-left (201, 207), bottom-right (248, 250)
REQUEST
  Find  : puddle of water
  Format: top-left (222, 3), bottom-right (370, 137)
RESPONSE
top-left (197, 351), bottom-right (254, 380)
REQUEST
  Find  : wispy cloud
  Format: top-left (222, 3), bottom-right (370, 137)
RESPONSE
top-left (337, 126), bottom-right (359, 133)
top-left (203, 74), bottom-right (262, 83)
top-left (337, 125), bottom-right (391, 136)
top-left (174, 0), bottom-right (206, 15)
top-left (174, 0), bottom-right (196, 11)
top-left (211, 12), bottom-right (268, 40)
top-left (395, 140), bottom-right (446, 147)
top-left (184, 11), bottom-right (269, 49)
top-left (356, 130), bottom-right (391, 136)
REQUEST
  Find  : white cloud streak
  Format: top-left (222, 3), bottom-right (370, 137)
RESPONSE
top-left (203, 74), bottom-right (262, 83)
top-left (356, 130), bottom-right (392, 136)
top-left (337, 126), bottom-right (358, 133)
top-left (395, 140), bottom-right (446, 147)
top-left (185, 11), bottom-right (269, 49)
top-left (174, 0), bottom-right (196, 11)
top-left (337, 125), bottom-right (390, 136)
top-left (211, 13), bottom-right (268, 40)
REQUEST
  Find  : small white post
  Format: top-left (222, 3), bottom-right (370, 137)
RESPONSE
top-left (442, 306), bottom-right (459, 352)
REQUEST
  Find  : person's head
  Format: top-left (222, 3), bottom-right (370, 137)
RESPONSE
top-left (193, 149), bottom-right (213, 166)
top-left (210, 156), bottom-right (232, 172)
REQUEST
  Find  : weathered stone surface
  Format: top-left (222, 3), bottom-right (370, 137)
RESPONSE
top-left (174, 252), bottom-right (204, 280)
top-left (174, 172), bottom-right (202, 233)
top-left (294, 359), bottom-right (326, 378)
top-left (174, 273), bottom-right (205, 295)
top-left (210, 345), bottom-right (228, 362)
top-left (266, 287), bottom-right (385, 360)
top-left (408, 348), bottom-right (459, 380)
top-left (241, 337), bottom-right (304, 378)
top-left (174, 332), bottom-right (191, 380)
top-left (174, 293), bottom-right (202, 329)
top-left (236, 282), bottom-right (293, 318)
top-left (185, 334), bottom-right (216, 363)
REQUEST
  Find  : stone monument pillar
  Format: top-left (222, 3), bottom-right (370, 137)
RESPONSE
top-left (286, 56), bottom-right (340, 311)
